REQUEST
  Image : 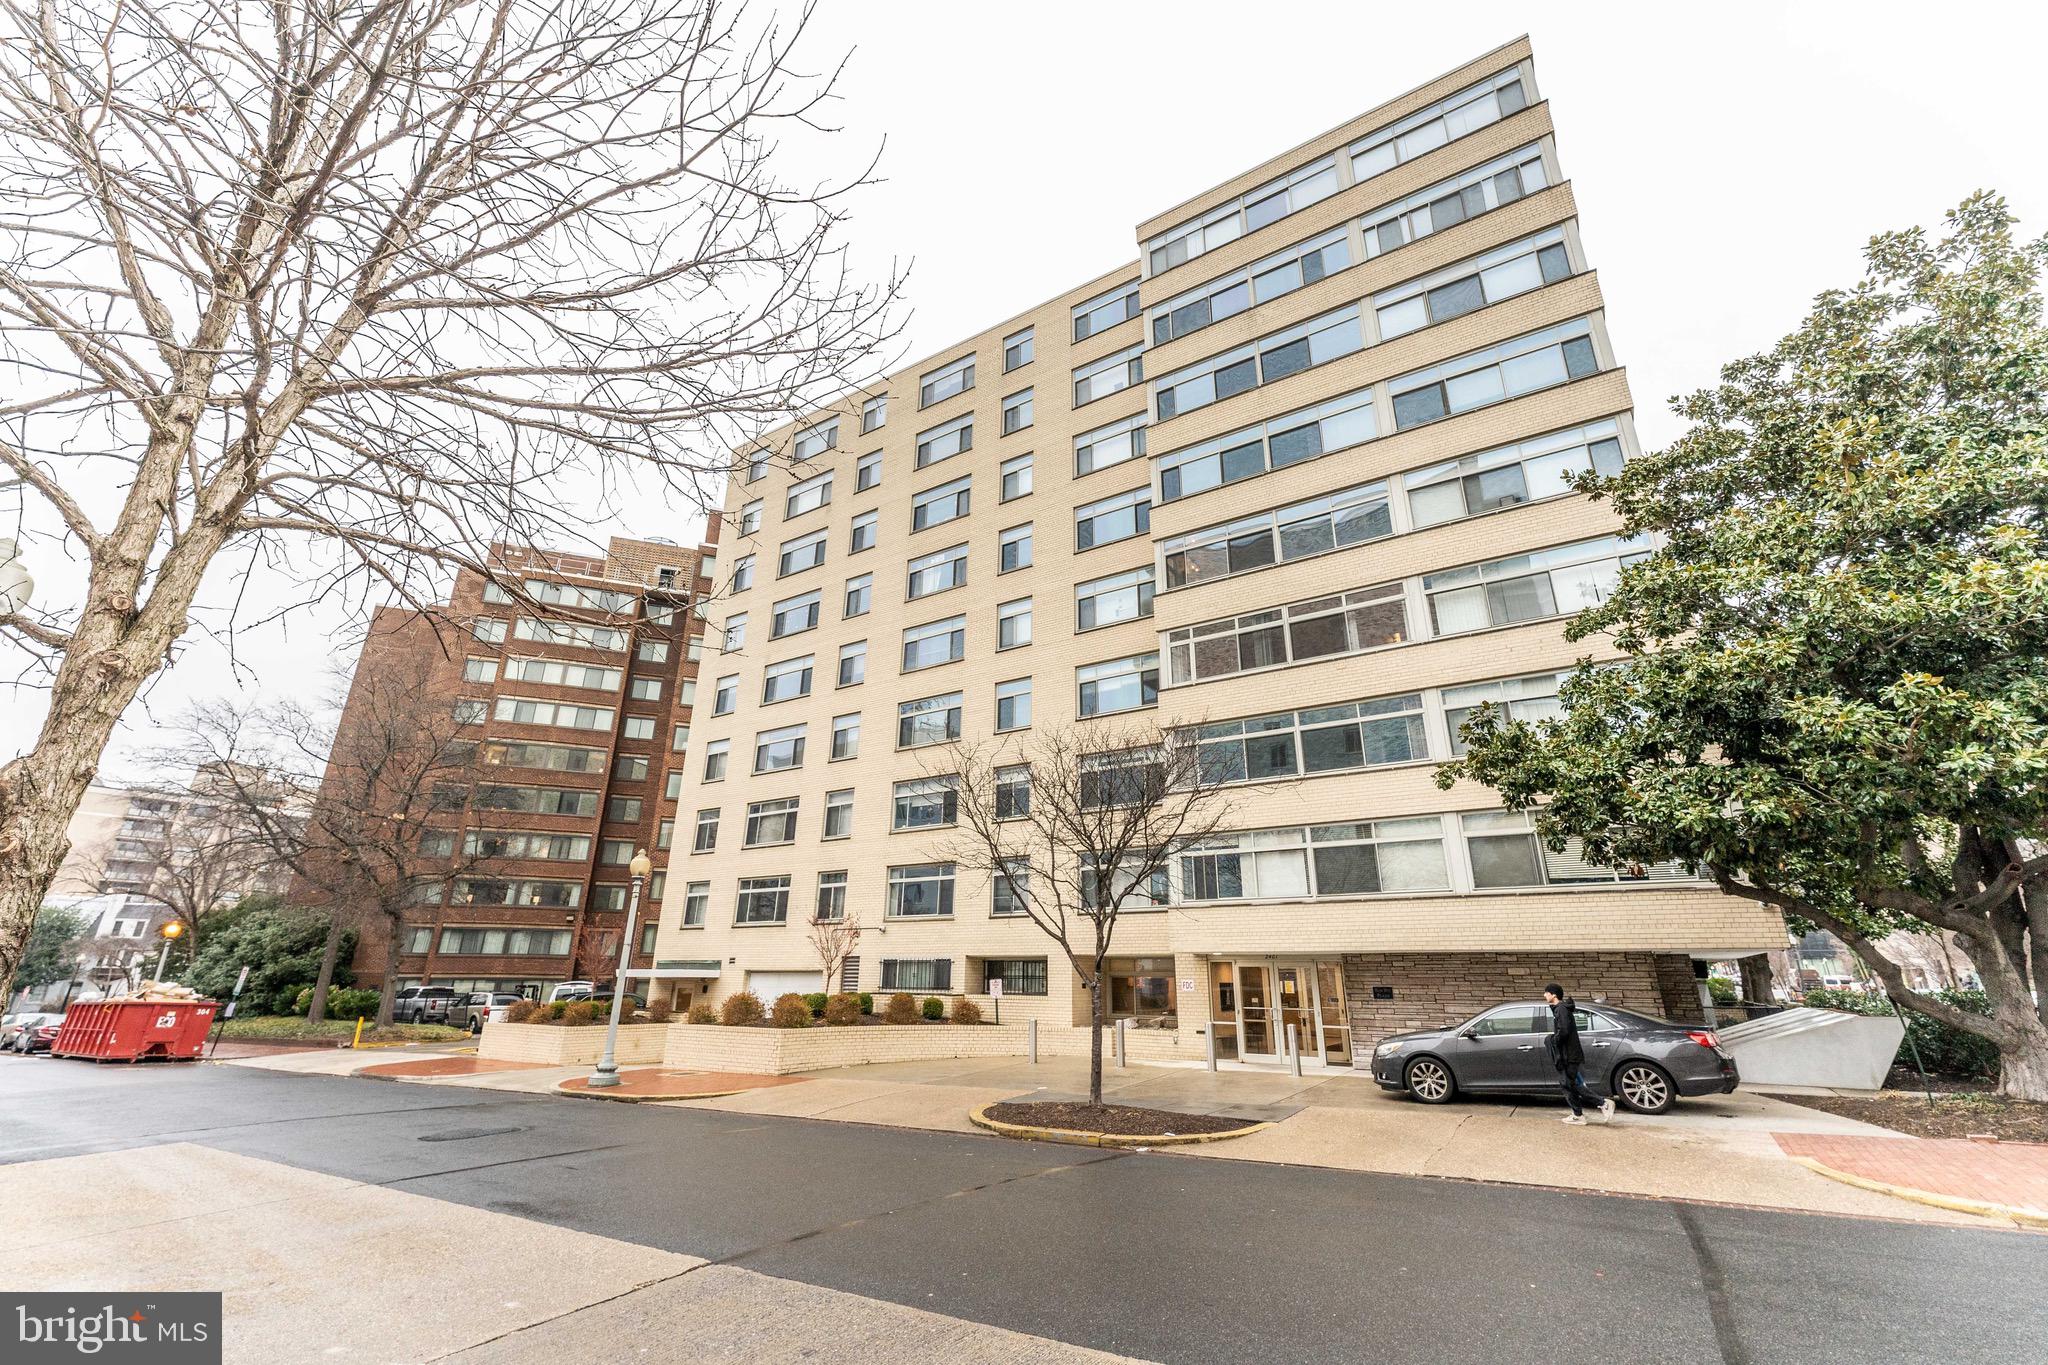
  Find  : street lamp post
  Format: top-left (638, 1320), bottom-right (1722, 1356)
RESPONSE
top-left (586, 848), bottom-right (651, 1089)
top-left (152, 920), bottom-right (186, 983)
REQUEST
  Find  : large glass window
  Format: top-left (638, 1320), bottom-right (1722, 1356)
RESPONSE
top-left (500, 657), bottom-right (618, 690)
top-left (491, 697), bottom-right (613, 731)
top-left (449, 879), bottom-right (585, 909)
top-left (1375, 228), bottom-right (1572, 340)
top-left (1152, 304), bottom-right (1362, 421)
top-left (1002, 387), bottom-right (1034, 435)
top-left (1423, 535), bottom-right (1647, 637)
top-left (1074, 413), bottom-right (1147, 477)
top-left (777, 530), bottom-right (826, 579)
top-left (911, 475), bottom-right (971, 531)
top-left (906, 543), bottom-right (968, 599)
top-left (1155, 386), bottom-right (1377, 503)
top-left (919, 354), bottom-right (975, 408)
top-left (1347, 68), bottom-right (1528, 185)
top-left (1166, 582), bottom-right (1408, 685)
top-left (744, 798), bottom-right (799, 847)
top-left (1075, 566), bottom-right (1155, 631)
top-left (1440, 672), bottom-right (1564, 756)
top-left (892, 776), bottom-right (959, 831)
top-left (1389, 318), bottom-right (1602, 431)
top-left (1146, 155), bottom-right (1338, 275)
top-left (1077, 653), bottom-right (1158, 717)
top-left (762, 655), bottom-right (813, 704)
top-left (995, 677), bottom-right (1032, 732)
top-left (881, 956), bottom-right (954, 989)
top-left (898, 692), bottom-right (963, 748)
top-left (462, 831), bottom-right (592, 862)
top-left (702, 738), bottom-right (729, 781)
top-left (999, 524), bottom-right (1033, 573)
top-left (1150, 225), bottom-right (1352, 347)
top-left (1405, 420), bottom-right (1624, 529)
top-left (1179, 818), bottom-right (1450, 901)
top-left (794, 419), bottom-right (838, 462)
top-left (785, 469), bottom-right (833, 519)
top-left (513, 618), bottom-right (626, 651)
top-left (916, 413), bottom-right (974, 467)
top-left (816, 870), bottom-right (848, 921)
top-left (1072, 280), bottom-right (1140, 341)
top-left (886, 866), bottom-right (956, 919)
top-left (1192, 693), bottom-right (1428, 786)
top-left (682, 882), bottom-right (709, 927)
top-left (1360, 143), bottom-right (1549, 260)
top-left (752, 723), bottom-right (806, 773)
top-left (1073, 343), bottom-right (1144, 407)
top-left (1003, 326), bottom-right (1035, 371)
top-left (1161, 479), bottom-right (1391, 589)
top-left (735, 875), bottom-right (791, 924)
top-left (1074, 486), bottom-right (1151, 550)
top-left (770, 589), bottom-right (820, 639)
top-left (983, 958), bottom-right (1047, 993)
top-left (901, 614), bottom-right (966, 671)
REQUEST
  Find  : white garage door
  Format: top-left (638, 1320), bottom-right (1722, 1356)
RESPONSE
top-left (748, 971), bottom-right (820, 1003)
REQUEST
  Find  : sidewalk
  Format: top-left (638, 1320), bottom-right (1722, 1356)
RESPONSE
top-left (1775, 1132), bottom-right (2048, 1227)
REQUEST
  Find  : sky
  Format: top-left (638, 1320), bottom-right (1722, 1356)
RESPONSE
top-left (5, 0), bottom-right (2044, 777)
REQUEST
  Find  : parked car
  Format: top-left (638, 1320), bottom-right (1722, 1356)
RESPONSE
top-left (453, 992), bottom-right (524, 1033)
top-left (1, 1012), bottom-right (60, 1050)
top-left (1371, 1001), bottom-right (1739, 1114)
top-left (548, 981), bottom-right (595, 1003)
top-left (11, 1018), bottom-right (64, 1054)
top-left (390, 985), bottom-right (460, 1024)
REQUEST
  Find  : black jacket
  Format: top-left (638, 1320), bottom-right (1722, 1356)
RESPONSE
top-left (1545, 997), bottom-right (1584, 1070)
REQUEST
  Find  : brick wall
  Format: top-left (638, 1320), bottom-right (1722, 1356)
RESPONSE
top-left (1338, 951), bottom-right (1683, 1050)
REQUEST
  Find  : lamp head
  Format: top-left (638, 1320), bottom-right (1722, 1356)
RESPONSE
top-left (629, 848), bottom-right (653, 879)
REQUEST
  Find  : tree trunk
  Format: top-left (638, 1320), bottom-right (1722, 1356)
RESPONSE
top-left (1088, 976), bottom-right (1104, 1106)
top-left (1737, 953), bottom-right (1775, 1005)
top-left (375, 909), bottom-right (401, 1028)
top-left (307, 916), bottom-right (345, 1023)
top-left (1992, 998), bottom-right (2048, 1102)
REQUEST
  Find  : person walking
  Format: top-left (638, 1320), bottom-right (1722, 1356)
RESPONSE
top-left (1544, 983), bottom-right (1616, 1125)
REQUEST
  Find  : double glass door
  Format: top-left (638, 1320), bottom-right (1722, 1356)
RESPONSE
top-left (1213, 960), bottom-right (1351, 1066)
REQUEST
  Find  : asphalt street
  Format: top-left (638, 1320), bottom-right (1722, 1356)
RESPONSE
top-left (3, 1056), bottom-right (2043, 1364)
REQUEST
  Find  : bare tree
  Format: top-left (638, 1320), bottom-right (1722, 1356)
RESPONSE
top-left (0, 0), bottom-right (901, 996)
top-left (935, 722), bottom-right (1235, 1106)
top-left (808, 909), bottom-right (859, 997)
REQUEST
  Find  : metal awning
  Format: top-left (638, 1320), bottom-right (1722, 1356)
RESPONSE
top-left (623, 960), bottom-right (722, 980)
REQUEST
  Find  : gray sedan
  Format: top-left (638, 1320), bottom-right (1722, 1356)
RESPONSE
top-left (1370, 1001), bottom-right (1739, 1113)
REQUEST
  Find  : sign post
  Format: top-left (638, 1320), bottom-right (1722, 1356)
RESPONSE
top-left (207, 966), bottom-right (251, 1058)
top-left (989, 977), bottom-right (1003, 1025)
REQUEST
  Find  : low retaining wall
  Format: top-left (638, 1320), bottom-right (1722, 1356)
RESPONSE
top-left (478, 1021), bottom-right (673, 1067)
top-left (662, 1019), bottom-right (1201, 1075)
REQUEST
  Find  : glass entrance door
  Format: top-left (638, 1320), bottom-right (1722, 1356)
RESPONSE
top-left (1237, 964), bottom-right (1278, 1060)
top-left (1276, 966), bottom-right (1319, 1063)
top-left (1224, 959), bottom-right (1351, 1066)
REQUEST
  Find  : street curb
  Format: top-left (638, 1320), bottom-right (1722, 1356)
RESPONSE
top-left (967, 1103), bottom-right (1270, 1148)
top-left (555, 1079), bottom-right (758, 1104)
top-left (1788, 1155), bottom-right (2048, 1229)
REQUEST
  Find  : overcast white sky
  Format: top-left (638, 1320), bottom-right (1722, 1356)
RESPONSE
top-left (8, 0), bottom-right (2044, 777)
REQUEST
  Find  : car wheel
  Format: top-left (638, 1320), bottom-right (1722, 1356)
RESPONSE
top-left (1404, 1056), bottom-right (1457, 1104)
top-left (1613, 1060), bottom-right (1675, 1114)
top-left (469, 1017), bottom-right (482, 1034)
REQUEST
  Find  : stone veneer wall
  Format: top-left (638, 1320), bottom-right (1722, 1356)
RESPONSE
top-left (663, 1019), bottom-right (1196, 1075)
top-left (477, 1021), bottom-right (673, 1066)
top-left (1337, 951), bottom-right (1709, 1051)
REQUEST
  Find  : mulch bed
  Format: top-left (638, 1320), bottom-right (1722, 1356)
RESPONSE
top-left (983, 1100), bottom-right (1248, 1137)
top-left (1777, 1087), bottom-right (2048, 1143)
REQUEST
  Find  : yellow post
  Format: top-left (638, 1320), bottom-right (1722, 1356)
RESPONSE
top-left (352, 1016), bottom-right (366, 1049)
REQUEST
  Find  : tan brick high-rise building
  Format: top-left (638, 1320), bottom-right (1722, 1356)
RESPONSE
top-left (337, 534), bottom-right (714, 998)
top-left (645, 38), bottom-right (1784, 1061)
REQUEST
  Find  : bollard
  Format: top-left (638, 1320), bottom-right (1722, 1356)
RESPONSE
top-left (1114, 1018), bottom-right (1127, 1068)
top-left (1205, 1028), bottom-right (1217, 1072)
top-left (351, 1016), bottom-right (366, 1050)
top-left (1027, 1017), bottom-right (1038, 1064)
top-left (1286, 1023), bottom-right (1302, 1078)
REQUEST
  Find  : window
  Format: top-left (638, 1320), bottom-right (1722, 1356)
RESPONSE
top-left (501, 657), bottom-right (621, 690)
top-left (886, 866), bottom-right (956, 919)
top-left (1423, 535), bottom-right (1647, 637)
top-left (1349, 67), bottom-right (1527, 185)
top-left (515, 618), bottom-right (629, 651)
top-left (703, 738), bottom-right (730, 781)
top-left (436, 926), bottom-right (574, 956)
top-left (849, 510), bottom-right (878, 554)
top-left (1390, 318), bottom-right (1602, 431)
top-left (616, 755), bottom-right (650, 782)
top-left (453, 699), bottom-right (487, 726)
top-left (680, 679), bottom-right (697, 706)
top-left (1406, 420), bottom-right (1625, 529)
top-left (1075, 566), bottom-right (1155, 630)
top-left (892, 776), bottom-right (958, 831)
top-left (753, 723), bottom-right (807, 773)
top-left (991, 860), bottom-right (1030, 917)
top-left (997, 598), bottom-right (1032, 650)
top-left (995, 677), bottom-right (1032, 731)
top-left (837, 640), bottom-right (866, 687)
top-left (777, 530), bottom-right (827, 578)
top-left (765, 584), bottom-right (816, 638)
top-left (735, 875), bottom-right (791, 925)
top-left (1074, 486), bottom-right (1150, 550)
top-left (629, 677), bottom-right (663, 701)
top-left (998, 524), bottom-right (1033, 573)
top-left (784, 470), bottom-right (833, 520)
top-left (481, 580), bottom-right (514, 606)
top-left (1000, 453), bottom-right (1033, 502)
top-left (524, 578), bottom-right (637, 614)
top-left (1152, 303), bottom-right (1362, 421)
top-left (911, 475), bottom-right (971, 531)
top-left (816, 870), bottom-right (848, 921)
top-left (478, 740), bottom-right (606, 773)
top-left (1156, 385), bottom-right (1377, 503)
top-left (1193, 692), bottom-right (1428, 786)
top-left (745, 452), bottom-right (768, 484)
top-left (1072, 280), bottom-right (1140, 341)
top-left (843, 573), bottom-right (872, 619)
top-left (1460, 810), bottom-right (1685, 889)
top-left (606, 796), bottom-right (642, 823)
top-left (902, 615), bottom-right (966, 671)
top-left (862, 394), bottom-right (888, 433)
top-left (880, 957), bottom-right (953, 991)
top-left (830, 712), bottom-right (861, 760)
top-left (1150, 225), bottom-right (1351, 346)
top-left (1181, 817), bottom-right (1451, 902)
top-left (682, 881), bottom-right (709, 927)
top-left (1363, 142), bottom-right (1549, 260)
top-left (712, 675), bottom-right (738, 715)
top-left (466, 831), bottom-right (594, 862)
top-left (1146, 155), bottom-right (1337, 274)
top-left (919, 354), bottom-right (975, 408)
top-left (721, 614), bottom-right (747, 651)
top-left (1441, 672), bottom-right (1565, 756)
top-left (906, 543), bottom-right (968, 600)
top-left (794, 419), bottom-right (838, 462)
top-left (739, 500), bottom-right (763, 535)
top-left (598, 838), bottom-right (634, 864)
top-left (665, 771), bottom-right (684, 800)
top-left (1165, 581), bottom-right (1407, 685)
top-left (688, 635), bottom-right (704, 662)
top-left (656, 818), bottom-right (674, 850)
top-left (1077, 653), bottom-right (1158, 717)
top-left (823, 788), bottom-right (854, 839)
top-left (1376, 228), bottom-right (1571, 341)
top-left (491, 696), bottom-right (614, 731)
top-left (692, 808), bottom-right (720, 852)
top-left (1161, 478), bottom-right (1392, 589)
top-left (672, 723), bottom-right (690, 752)
top-left (1073, 342), bottom-right (1144, 407)
top-left (1001, 387), bottom-right (1034, 435)
top-left (451, 878), bottom-right (584, 909)
top-left (1074, 412), bottom-right (1147, 477)
top-left (472, 617), bottom-right (508, 643)
top-left (898, 691), bottom-right (963, 748)
top-left (762, 654), bottom-right (814, 704)
top-left (915, 414), bottom-right (973, 468)
top-left (1082, 856), bottom-right (1169, 911)
top-left (856, 451), bottom-right (882, 492)
top-left (982, 958), bottom-right (1047, 993)
top-left (744, 797), bottom-right (800, 847)
top-left (638, 638), bottom-right (671, 663)
top-left (1003, 326), bottom-right (1034, 371)
top-left (995, 766), bottom-right (1031, 820)
top-left (463, 657), bottom-right (497, 683)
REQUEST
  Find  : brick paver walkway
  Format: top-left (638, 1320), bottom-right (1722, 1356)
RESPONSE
top-left (557, 1068), bottom-right (809, 1099)
top-left (360, 1056), bottom-right (549, 1078)
top-left (1775, 1132), bottom-right (2048, 1220)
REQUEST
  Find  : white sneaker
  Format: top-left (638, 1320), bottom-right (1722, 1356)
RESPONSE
top-left (1561, 1114), bottom-right (1587, 1125)
top-left (1601, 1098), bottom-right (1617, 1121)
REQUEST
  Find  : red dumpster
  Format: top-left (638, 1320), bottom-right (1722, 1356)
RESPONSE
top-left (52, 997), bottom-right (218, 1062)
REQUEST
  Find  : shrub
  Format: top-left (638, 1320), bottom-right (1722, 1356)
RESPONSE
top-left (858, 992), bottom-right (874, 1015)
top-left (803, 992), bottom-right (829, 1018)
top-left (506, 999), bottom-right (541, 1024)
top-left (823, 993), bottom-right (861, 1026)
top-left (1706, 975), bottom-right (1738, 1005)
top-left (720, 991), bottom-right (766, 1027)
top-left (559, 1000), bottom-right (598, 1027)
top-left (949, 996), bottom-right (983, 1026)
top-left (920, 996), bottom-right (944, 1021)
top-left (883, 992), bottom-right (919, 1025)
top-left (770, 993), bottom-right (812, 1029)
top-left (293, 984), bottom-right (382, 1019)
top-left (1802, 986), bottom-right (2001, 1080)
top-left (645, 998), bottom-right (673, 1024)
top-left (686, 1002), bottom-right (716, 1025)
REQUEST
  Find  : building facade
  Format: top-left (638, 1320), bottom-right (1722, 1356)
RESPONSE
top-left (645, 38), bottom-right (1785, 1061)
top-left (337, 535), bottom-right (714, 998)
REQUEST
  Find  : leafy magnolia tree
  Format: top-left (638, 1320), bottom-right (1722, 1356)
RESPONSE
top-left (0, 0), bottom-right (898, 997)
top-left (182, 893), bottom-right (355, 1017)
top-left (1441, 194), bottom-right (2048, 1098)
top-left (12, 903), bottom-right (87, 997)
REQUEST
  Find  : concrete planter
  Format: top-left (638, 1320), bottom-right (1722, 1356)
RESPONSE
top-left (477, 1021), bottom-right (673, 1067)
top-left (661, 1019), bottom-right (1199, 1075)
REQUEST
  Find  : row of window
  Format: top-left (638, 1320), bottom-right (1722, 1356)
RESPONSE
top-left (480, 577), bottom-right (639, 617)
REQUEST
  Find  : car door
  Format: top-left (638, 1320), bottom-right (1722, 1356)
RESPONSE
top-left (1443, 1006), bottom-right (1550, 1089)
